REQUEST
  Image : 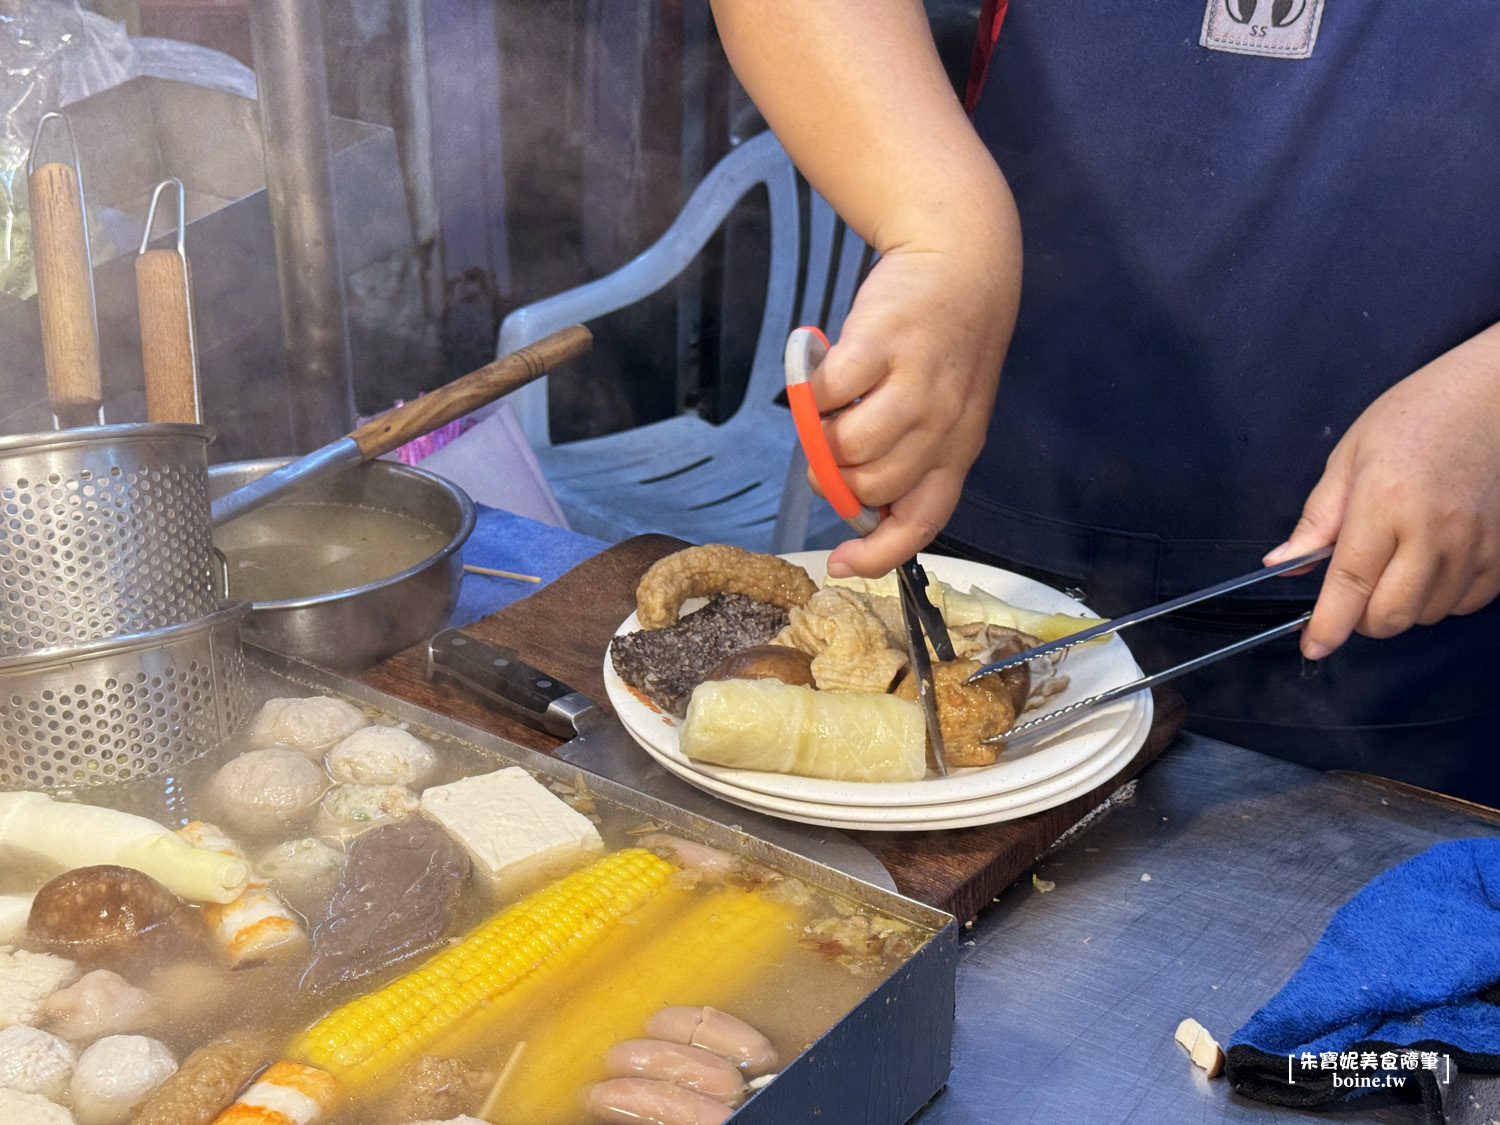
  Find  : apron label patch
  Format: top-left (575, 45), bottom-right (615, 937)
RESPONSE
top-left (1200, 0), bottom-right (1325, 59)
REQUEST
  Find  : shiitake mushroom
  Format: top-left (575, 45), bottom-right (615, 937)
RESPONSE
top-left (27, 865), bottom-right (203, 970)
top-left (707, 645), bottom-right (816, 688)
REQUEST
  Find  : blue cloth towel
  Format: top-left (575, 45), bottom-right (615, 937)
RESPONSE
top-left (449, 505), bottom-right (606, 627)
top-left (1227, 838), bottom-right (1500, 1119)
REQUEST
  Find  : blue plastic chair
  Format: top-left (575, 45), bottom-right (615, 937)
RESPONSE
top-left (496, 130), bottom-right (868, 553)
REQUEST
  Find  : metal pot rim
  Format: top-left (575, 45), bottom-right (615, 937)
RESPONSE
top-left (207, 458), bottom-right (477, 610)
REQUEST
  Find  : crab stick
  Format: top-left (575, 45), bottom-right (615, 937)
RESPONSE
top-left (177, 823), bottom-right (306, 967)
top-left (209, 1061), bottom-right (342, 1124)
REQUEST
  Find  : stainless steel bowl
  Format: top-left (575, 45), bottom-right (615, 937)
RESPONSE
top-left (208, 458), bottom-right (476, 672)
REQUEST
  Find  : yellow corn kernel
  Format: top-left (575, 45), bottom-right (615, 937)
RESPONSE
top-left (465, 883), bottom-right (799, 1125)
top-left (291, 848), bottom-right (675, 1087)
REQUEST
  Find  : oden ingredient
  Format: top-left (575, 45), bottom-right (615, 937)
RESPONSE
top-left (69, 1035), bottom-right (177, 1125)
top-left (0, 794), bottom-right (247, 904)
top-left (246, 697), bottom-right (370, 756)
top-left (680, 680), bottom-right (926, 783)
top-left (602, 1040), bottom-right (744, 1101)
top-left (42, 971), bottom-right (158, 1042)
top-left (0, 1024), bottom-right (76, 1100)
top-left (325, 726), bottom-right (438, 787)
top-left (643, 1006), bottom-right (778, 1076)
top-left (706, 645), bottom-right (815, 688)
top-left (27, 867), bottom-right (200, 971)
top-left (132, 1033), bottom-right (271, 1125)
top-left (587, 1077), bottom-right (732, 1125)
top-left (894, 660), bottom-right (1016, 767)
top-left (208, 750), bottom-right (328, 836)
top-left (634, 544), bottom-right (817, 630)
top-left (300, 819), bottom-right (469, 995)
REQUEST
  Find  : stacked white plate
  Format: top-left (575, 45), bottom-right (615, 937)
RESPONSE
top-left (604, 552), bottom-right (1153, 832)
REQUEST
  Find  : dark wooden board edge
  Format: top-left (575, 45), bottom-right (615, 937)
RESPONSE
top-left (356, 534), bottom-right (1187, 922)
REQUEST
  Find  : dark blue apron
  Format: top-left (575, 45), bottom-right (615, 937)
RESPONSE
top-left (947, 0), bottom-right (1500, 799)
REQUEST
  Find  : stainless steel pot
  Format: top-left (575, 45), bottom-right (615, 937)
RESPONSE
top-left (208, 458), bottom-right (475, 672)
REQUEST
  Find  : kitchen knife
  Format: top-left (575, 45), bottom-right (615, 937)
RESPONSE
top-left (425, 628), bottom-right (900, 893)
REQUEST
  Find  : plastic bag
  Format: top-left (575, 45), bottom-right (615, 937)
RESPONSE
top-left (0, 0), bottom-right (255, 297)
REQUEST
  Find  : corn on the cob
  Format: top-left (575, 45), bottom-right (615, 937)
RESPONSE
top-left (209, 1060), bottom-right (342, 1125)
top-left (467, 883), bottom-right (798, 1125)
top-left (291, 847), bottom-right (674, 1086)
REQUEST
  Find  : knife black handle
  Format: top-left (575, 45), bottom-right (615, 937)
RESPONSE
top-left (426, 629), bottom-right (593, 739)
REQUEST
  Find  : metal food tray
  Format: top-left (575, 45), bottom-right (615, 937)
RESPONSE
top-left (244, 645), bottom-right (959, 1125)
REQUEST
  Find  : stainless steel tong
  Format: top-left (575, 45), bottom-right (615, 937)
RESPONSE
top-left (970, 546), bottom-right (1334, 744)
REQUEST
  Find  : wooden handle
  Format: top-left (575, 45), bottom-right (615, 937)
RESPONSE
top-left (29, 161), bottom-right (101, 427)
top-left (349, 324), bottom-right (593, 459)
top-left (136, 248), bottom-right (199, 424)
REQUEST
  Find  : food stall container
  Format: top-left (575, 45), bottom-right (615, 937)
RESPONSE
top-left (237, 644), bottom-right (959, 1124)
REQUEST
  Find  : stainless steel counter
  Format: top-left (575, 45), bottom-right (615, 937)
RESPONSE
top-left (913, 733), bottom-right (1500, 1124)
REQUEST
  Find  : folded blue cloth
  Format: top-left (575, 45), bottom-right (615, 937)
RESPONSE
top-left (1227, 838), bottom-right (1500, 1119)
top-left (449, 505), bottom-right (606, 627)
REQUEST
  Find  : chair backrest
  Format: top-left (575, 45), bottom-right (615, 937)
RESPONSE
top-left (497, 131), bottom-right (868, 449)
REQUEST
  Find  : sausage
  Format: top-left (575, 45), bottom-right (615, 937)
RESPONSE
top-left (586, 1078), bottom-right (733, 1125)
top-left (644, 1006), bottom-right (778, 1077)
top-left (602, 1040), bottom-right (744, 1102)
top-left (133, 1033), bottom-right (270, 1125)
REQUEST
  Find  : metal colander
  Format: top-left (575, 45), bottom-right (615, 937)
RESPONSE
top-left (0, 601), bottom-right (251, 791)
top-left (0, 423), bottom-right (219, 657)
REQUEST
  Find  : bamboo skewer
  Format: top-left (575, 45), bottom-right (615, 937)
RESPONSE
top-left (478, 1040), bottom-right (527, 1122)
top-left (463, 565), bottom-right (542, 584)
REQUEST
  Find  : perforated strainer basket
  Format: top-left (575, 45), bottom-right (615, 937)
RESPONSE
top-left (0, 600), bottom-right (252, 791)
top-left (0, 423), bottom-right (220, 657)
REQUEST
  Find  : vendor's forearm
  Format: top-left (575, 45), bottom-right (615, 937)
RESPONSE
top-left (710, 0), bottom-right (1016, 260)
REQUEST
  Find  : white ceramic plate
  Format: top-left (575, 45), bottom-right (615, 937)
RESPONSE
top-left (624, 707), bottom-right (1149, 832)
top-left (618, 689), bottom-right (1150, 825)
top-left (604, 551), bottom-right (1151, 808)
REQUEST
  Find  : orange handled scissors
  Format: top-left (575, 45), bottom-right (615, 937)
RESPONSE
top-left (784, 326), bottom-right (956, 775)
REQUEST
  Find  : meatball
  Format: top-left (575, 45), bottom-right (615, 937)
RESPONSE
top-left (325, 726), bottom-right (438, 787)
top-left (315, 785), bottom-right (419, 844)
top-left (69, 1035), bottom-right (176, 1125)
top-left (252, 838), bottom-right (344, 907)
top-left (0, 1087), bottom-right (75, 1124)
top-left (246, 696), bottom-right (369, 756)
top-left (208, 749), bottom-right (329, 835)
top-left (42, 970), bottom-right (158, 1043)
top-left (0, 1025), bottom-right (76, 1101)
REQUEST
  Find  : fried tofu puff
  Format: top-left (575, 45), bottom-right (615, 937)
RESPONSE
top-left (895, 659), bottom-right (1016, 767)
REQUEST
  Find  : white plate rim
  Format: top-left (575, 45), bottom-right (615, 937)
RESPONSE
top-left (618, 688), bottom-right (1150, 822)
top-left (604, 550), bottom-right (1148, 807)
top-left (631, 716), bottom-right (1149, 832)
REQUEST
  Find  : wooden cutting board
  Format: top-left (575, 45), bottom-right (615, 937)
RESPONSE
top-left (361, 535), bottom-right (1186, 923)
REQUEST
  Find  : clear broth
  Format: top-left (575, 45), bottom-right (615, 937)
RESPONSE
top-left (215, 503), bottom-right (450, 602)
top-left (31, 696), bottom-right (932, 1124)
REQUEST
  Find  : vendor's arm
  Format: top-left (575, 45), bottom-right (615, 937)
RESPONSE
top-left (1266, 323), bottom-right (1500, 657)
top-left (711, 0), bottom-right (1022, 577)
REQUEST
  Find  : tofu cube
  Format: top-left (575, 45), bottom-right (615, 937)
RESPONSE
top-left (420, 767), bottom-right (604, 898)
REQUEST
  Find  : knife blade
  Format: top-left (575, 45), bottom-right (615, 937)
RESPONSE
top-left (425, 629), bottom-right (900, 893)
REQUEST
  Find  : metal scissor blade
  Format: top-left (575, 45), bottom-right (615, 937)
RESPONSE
top-left (898, 559), bottom-right (955, 661)
top-left (897, 581), bottom-right (948, 775)
top-left (966, 545), bottom-right (1333, 682)
top-left (987, 611), bottom-right (1310, 744)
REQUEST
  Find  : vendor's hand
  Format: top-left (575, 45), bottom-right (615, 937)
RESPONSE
top-left (1265, 324), bottom-right (1500, 658)
top-left (815, 225), bottom-right (1017, 579)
